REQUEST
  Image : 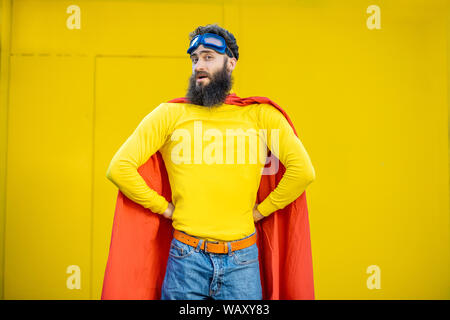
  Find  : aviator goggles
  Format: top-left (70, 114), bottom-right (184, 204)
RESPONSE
top-left (187, 33), bottom-right (235, 58)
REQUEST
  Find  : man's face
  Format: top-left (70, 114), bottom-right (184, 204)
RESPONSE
top-left (186, 44), bottom-right (237, 107)
top-left (190, 44), bottom-right (229, 87)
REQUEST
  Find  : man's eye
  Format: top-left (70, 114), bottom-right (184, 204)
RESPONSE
top-left (206, 55), bottom-right (213, 60)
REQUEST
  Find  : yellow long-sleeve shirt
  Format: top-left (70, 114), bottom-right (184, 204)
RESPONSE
top-left (106, 101), bottom-right (315, 241)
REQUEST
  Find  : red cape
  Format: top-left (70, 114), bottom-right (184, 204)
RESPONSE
top-left (101, 93), bottom-right (315, 300)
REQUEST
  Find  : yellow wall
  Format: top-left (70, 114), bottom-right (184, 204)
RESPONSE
top-left (0, 0), bottom-right (448, 299)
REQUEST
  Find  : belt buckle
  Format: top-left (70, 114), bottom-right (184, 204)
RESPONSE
top-left (204, 240), bottom-right (228, 254)
top-left (204, 240), bottom-right (214, 253)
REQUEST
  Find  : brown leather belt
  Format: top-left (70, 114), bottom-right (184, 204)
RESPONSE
top-left (173, 229), bottom-right (257, 254)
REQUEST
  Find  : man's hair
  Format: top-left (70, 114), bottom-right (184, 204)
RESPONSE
top-left (189, 23), bottom-right (239, 60)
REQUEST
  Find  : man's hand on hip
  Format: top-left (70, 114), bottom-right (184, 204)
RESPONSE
top-left (253, 204), bottom-right (265, 222)
top-left (162, 202), bottom-right (175, 220)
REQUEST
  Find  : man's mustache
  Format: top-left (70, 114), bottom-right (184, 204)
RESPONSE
top-left (195, 71), bottom-right (210, 80)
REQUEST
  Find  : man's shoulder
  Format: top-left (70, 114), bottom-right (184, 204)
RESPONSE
top-left (139, 103), bottom-right (185, 125)
top-left (157, 102), bottom-right (185, 108)
top-left (150, 102), bottom-right (186, 114)
top-left (257, 102), bottom-right (283, 116)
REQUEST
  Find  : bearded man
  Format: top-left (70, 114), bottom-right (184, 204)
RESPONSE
top-left (102, 24), bottom-right (316, 300)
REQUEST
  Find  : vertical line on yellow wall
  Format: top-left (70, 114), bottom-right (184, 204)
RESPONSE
top-left (0, 0), bottom-right (12, 301)
top-left (89, 55), bottom-right (97, 300)
top-left (447, 2), bottom-right (450, 242)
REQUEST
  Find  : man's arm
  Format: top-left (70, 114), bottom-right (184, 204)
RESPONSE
top-left (256, 104), bottom-right (316, 217)
top-left (106, 103), bottom-right (174, 215)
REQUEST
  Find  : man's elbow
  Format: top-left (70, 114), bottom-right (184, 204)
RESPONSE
top-left (106, 159), bottom-right (136, 186)
top-left (287, 162), bottom-right (316, 186)
top-left (305, 165), bottom-right (316, 185)
top-left (106, 162), bottom-right (119, 184)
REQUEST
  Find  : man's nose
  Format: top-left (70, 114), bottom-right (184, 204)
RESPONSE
top-left (194, 59), bottom-right (207, 73)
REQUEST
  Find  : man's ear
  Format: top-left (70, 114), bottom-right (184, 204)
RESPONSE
top-left (227, 57), bottom-right (237, 73)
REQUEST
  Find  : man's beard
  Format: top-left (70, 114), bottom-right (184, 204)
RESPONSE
top-left (186, 60), bottom-right (233, 107)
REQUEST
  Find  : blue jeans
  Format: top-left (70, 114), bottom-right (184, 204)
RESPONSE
top-left (161, 230), bottom-right (263, 300)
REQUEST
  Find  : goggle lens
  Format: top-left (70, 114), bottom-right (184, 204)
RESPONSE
top-left (187, 33), bottom-right (232, 57)
top-left (203, 36), bottom-right (224, 47)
